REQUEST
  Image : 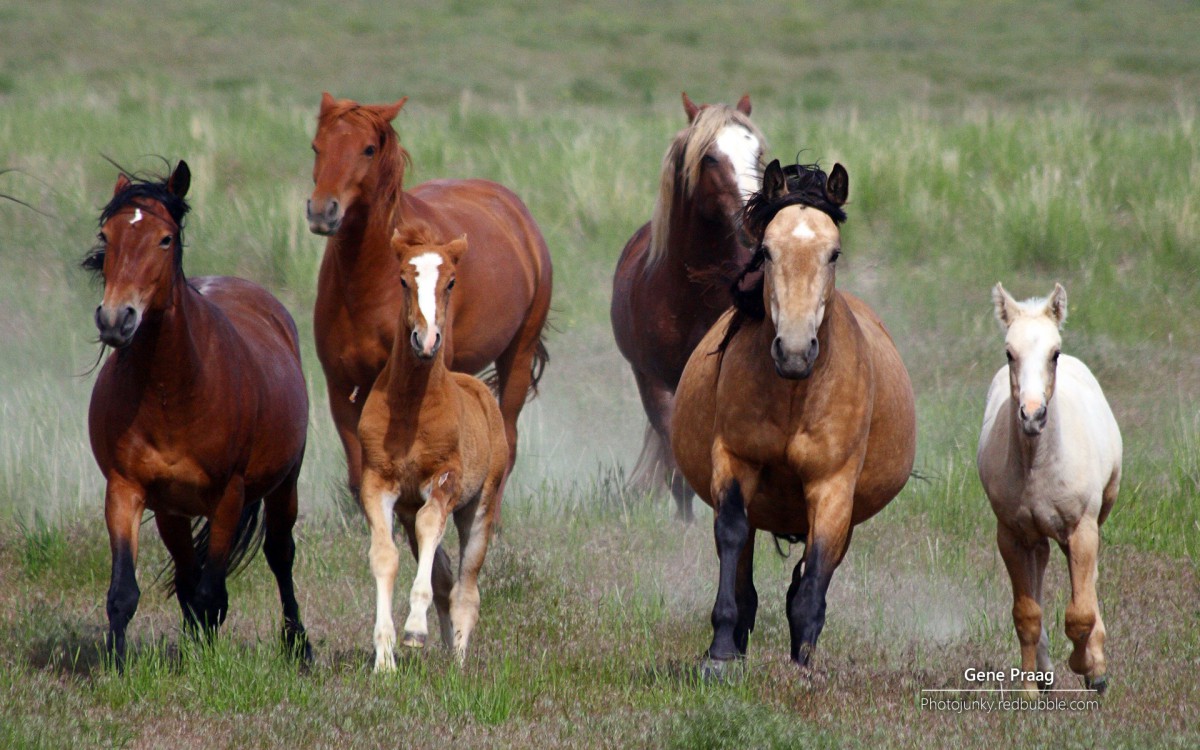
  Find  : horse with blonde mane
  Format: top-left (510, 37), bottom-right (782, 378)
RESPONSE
top-left (612, 92), bottom-right (765, 521)
top-left (357, 225), bottom-right (508, 670)
top-left (306, 93), bottom-right (551, 503)
top-left (672, 160), bottom-right (916, 670)
top-left (977, 283), bottom-right (1121, 695)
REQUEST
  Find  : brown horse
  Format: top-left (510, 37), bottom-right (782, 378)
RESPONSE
top-left (357, 225), bottom-right (508, 670)
top-left (84, 161), bottom-right (311, 667)
top-left (306, 92), bottom-right (551, 501)
top-left (672, 160), bottom-right (916, 670)
top-left (611, 92), bottom-right (765, 521)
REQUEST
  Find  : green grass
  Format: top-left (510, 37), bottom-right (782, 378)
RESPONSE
top-left (1, 0), bottom-right (1199, 747)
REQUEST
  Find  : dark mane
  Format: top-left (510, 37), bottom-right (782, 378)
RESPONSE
top-left (717, 162), bottom-right (848, 354)
top-left (82, 164), bottom-right (190, 279)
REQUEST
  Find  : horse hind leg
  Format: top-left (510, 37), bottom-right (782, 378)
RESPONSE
top-left (631, 370), bottom-right (694, 521)
top-left (262, 465), bottom-right (312, 662)
top-left (190, 478), bottom-right (254, 637)
top-left (997, 524), bottom-right (1051, 695)
top-left (155, 512), bottom-right (200, 631)
top-left (1064, 516), bottom-right (1108, 693)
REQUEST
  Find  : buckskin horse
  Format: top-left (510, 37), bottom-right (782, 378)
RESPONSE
top-left (671, 159), bottom-right (916, 670)
top-left (85, 161), bottom-right (311, 667)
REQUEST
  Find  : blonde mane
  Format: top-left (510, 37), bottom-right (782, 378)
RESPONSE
top-left (645, 104), bottom-right (766, 269)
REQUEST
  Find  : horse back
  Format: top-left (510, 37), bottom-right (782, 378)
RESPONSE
top-left (404, 180), bottom-right (551, 372)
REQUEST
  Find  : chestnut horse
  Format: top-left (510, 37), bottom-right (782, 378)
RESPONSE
top-left (672, 160), bottom-right (916, 670)
top-left (306, 93), bottom-right (551, 501)
top-left (611, 92), bottom-right (765, 521)
top-left (84, 161), bottom-right (310, 667)
top-left (357, 225), bottom-right (508, 670)
top-left (978, 283), bottom-right (1121, 694)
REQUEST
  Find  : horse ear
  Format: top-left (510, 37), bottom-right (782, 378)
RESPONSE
top-left (168, 160), bottom-right (191, 199)
top-left (113, 173), bottom-right (131, 197)
top-left (446, 234), bottom-right (468, 264)
top-left (1047, 283), bottom-right (1068, 327)
top-left (682, 92), bottom-right (700, 123)
top-left (736, 94), bottom-right (752, 116)
top-left (319, 91), bottom-right (337, 115)
top-left (825, 163), bottom-right (848, 206)
top-left (379, 97), bottom-right (408, 122)
top-left (993, 282), bottom-right (1019, 328)
top-left (762, 159), bottom-right (787, 201)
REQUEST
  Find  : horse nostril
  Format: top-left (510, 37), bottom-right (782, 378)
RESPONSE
top-left (433, 332), bottom-right (442, 348)
top-left (410, 330), bottom-right (421, 350)
top-left (810, 338), bottom-right (818, 349)
top-left (327, 199), bottom-right (339, 219)
top-left (771, 336), bottom-right (784, 359)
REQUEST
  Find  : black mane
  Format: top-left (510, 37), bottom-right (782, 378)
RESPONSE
top-left (82, 165), bottom-right (190, 278)
top-left (717, 162), bottom-right (847, 354)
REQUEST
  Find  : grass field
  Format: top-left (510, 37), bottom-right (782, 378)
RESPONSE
top-left (1, 1), bottom-right (1198, 748)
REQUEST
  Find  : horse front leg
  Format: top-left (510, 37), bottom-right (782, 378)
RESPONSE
top-left (450, 488), bottom-right (498, 664)
top-left (1064, 516), bottom-right (1107, 693)
top-left (733, 529), bottom-right (758, 655)
top-left (104, 475), bottom-right (145, 670)
top-left (328, 381), bottom-right (366, 500)
top-left (402, 471), bottom-right (457, 650)
top-left (702, 446), bottom-right (759, 673)
top-left (997, 523), bottom-right (1051, 695)
top-left (361, 470), bottom-right (400, 672)
top-left (154, 512), bottom-right (199, 630)
top-left (786, 476), bottom-right (854, 667)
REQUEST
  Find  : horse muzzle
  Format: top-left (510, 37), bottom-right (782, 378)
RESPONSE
top-left (95, 304), bottom-right (141, 348)
top-left (410, 329), bottom-right (443, 360)
top-left (306, 197), bottom-right (343, 236)
top-left (771, 335), bottom-right (818, 380)
top-left (1019, 403), bottom-right (1048, 435)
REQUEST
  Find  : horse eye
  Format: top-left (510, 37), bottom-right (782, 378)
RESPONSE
top-left (701, 154), bottom-right (718, 167)
top-left (97, 232), bottom-right (108, 244)
top-left (760, 246), bottom-right (771, 262)
top-left (1052, 350), bottom-right (1061, 362)
top-left (830, 249), bottom-right (842, 264)
top-left (311, 144), bottom-right (319, 154)
top-left (160, 235), bottom-right (173, 249)
top-left (447, 278), bottom-right (456, 290)
top-left (399, 278), bottom-right (408, 289)
top-left (364, 144), bottom-right (377, 157)
top-left (1005, 350), bottom-right (1014, 362)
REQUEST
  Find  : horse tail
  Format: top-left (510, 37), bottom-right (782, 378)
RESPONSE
top-left (157, 499), bottom-right (266, 595)
top-left (528, 335), bottom-right (549, 397)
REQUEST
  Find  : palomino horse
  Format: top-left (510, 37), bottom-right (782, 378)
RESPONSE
top-left (977, 283), bottom-right (1121, 694)
top-left (672, 160), bottom-right (916, 669)
top-left (84, 162), bottom-right (311, 666)
top-left (306, 93), bottom-right (551, 501)
top-left (612, 92), bottom-right (765, 521)
top-left (357, 225), bottom-right (508, 670)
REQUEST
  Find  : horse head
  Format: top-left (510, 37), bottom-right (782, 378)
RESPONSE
top-left (86, 161), bottom-right (191, 348)
top-left (307, 92), bottom-right (408, 236)
top-left (390, 224), bottom-right (466, 360)
top-left (993, 282), bottom-right (1068, 435)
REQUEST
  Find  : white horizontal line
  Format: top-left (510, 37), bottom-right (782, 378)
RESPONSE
top-left (921, 688), bottom-right (1098, 693)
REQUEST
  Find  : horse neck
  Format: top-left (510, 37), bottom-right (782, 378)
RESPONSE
top-left (1006, 392), bottom-right (1063, 472)
top-left (326, 178), bottom-right (407, 294)
top-left (667, 193), bottom-right (740, 270)
top-left (380, 331), bottom-right (453, 416)
top-left (118, 275), bottom-right (210, 396)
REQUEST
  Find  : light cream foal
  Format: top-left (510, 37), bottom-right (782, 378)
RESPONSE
top-left (977, 283), bottom-right (1122, 695)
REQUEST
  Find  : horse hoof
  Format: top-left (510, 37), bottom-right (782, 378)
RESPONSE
top-left (1085, 674), bottom-right (1108, 694)
top-left (698, 656), bottom-right (743, 682)
top-left (402, 631), bottom-right (427, 649)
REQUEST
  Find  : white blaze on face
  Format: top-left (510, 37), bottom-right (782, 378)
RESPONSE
top-left (130, 208), bottom-right (143, 225)
top-left (715, 125), bottom-right (762, 201)
top-left (410, 252), bottom-right (443, 328)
